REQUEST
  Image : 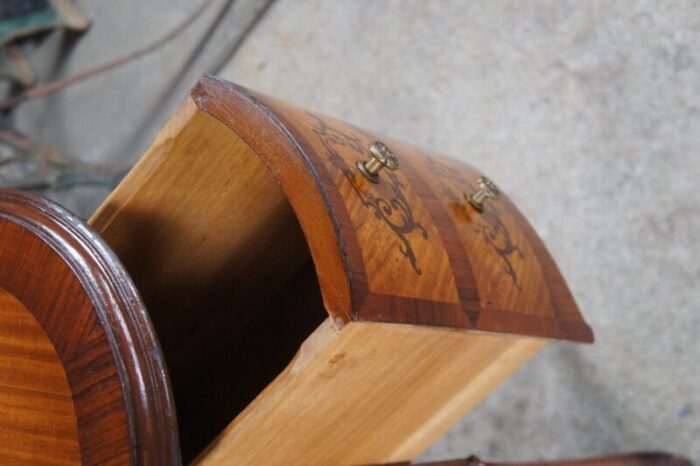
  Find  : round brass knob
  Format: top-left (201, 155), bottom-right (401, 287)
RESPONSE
top-left (465, 176), bottom-right (500, 211)
top-left (357, 141), bottom-right (399, 183)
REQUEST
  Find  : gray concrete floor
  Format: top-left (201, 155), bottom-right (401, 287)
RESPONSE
top-left (3, 0), bottom-right (700, 463)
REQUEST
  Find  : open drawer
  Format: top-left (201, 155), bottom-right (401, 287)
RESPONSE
top-left (0, 76), bottom-right (592, 465)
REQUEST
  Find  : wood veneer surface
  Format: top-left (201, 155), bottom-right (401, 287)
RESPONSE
top-left (0, 289), bottom-right (80, 466)
top-left (0, 190), bottom-right (179, 465)
top-left (191, 76), bottom-right (593, 343)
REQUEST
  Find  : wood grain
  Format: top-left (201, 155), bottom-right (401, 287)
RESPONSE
top-left (195, 320), bottom-right (545, 466)
top-left (0, 288), bottom-right (80, 466)
top-left (0, 190), bottom-right (179, 465)
top-left (192, 75), bottom-right (593, 343)
top-left (0, 76), bottom-right (594, 463)
top-left (87, 76), bottom-right (593, 463)
top-left (90, 99), bottom-right (325, 461)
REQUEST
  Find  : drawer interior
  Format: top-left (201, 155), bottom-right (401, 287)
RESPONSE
top-left (90, 99), bottom-right (329, 461)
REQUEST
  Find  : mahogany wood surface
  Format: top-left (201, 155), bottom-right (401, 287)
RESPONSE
top-left (0, 288), bottom-right (79, 465)
top-left (0, 190), bottom-right (179, 465)
top-left (191, 75), bottom-right (593, 343)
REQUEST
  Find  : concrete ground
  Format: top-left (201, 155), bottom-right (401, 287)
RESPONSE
top-left (3, 0), bottom-right (699, 463)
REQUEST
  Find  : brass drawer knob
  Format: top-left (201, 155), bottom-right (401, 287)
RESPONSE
top-left (357, 141), bottom-right (399, 183)
top-left (466, 176), bottom-right (500, 211)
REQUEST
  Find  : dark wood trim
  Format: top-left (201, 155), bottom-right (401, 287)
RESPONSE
top-left (397, 144), bottom-right (481, 324)
top-left (0, 189), bottom-right (180, 465)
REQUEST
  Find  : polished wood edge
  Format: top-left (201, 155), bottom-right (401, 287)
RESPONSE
top-left (0, 188), bottom-right (181, 465)
top-left (386, 452), bottom-right (693, 466)
top-left (192, 75), bottom-right (354, 324)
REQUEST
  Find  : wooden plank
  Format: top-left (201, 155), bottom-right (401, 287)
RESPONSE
top-left (195, 320), bottom-right (545, 466)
